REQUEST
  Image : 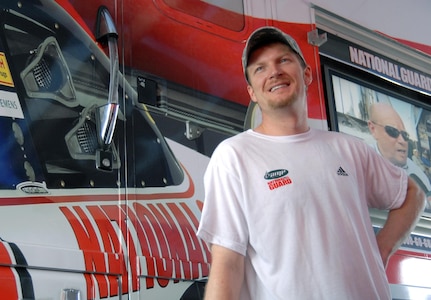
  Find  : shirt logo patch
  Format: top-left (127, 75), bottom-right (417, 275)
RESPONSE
top-left (337, 167), bottom-right (349, 176)
top-left (265, 169), bottom-right (292, 190)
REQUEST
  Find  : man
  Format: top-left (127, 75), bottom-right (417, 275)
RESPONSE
top-left (368, 102), bottom-right (431, 208)
top-left (197, 27), bottom-right (425, 299)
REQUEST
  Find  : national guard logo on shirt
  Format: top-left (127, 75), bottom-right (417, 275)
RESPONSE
top-left (264, 169), bottom-right (292, 190)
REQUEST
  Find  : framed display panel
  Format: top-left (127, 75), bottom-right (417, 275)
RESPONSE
top-left (322, 57), bottom-right (431, 217)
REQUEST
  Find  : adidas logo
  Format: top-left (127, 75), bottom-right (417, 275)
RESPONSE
top-left (337, 167), bottom-right (348, 176)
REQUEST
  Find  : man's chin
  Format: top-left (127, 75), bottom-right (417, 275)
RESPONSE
top-left (393, 159), bottom-right (407, 168)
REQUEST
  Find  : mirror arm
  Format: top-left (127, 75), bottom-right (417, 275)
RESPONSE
top-left (95, 6), bottom-right (119, 149)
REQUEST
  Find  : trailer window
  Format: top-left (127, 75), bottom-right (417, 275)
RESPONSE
top-left (162, 0), bottom-right (244, 31)
top-left (0, 6), bottom-right (183, 189)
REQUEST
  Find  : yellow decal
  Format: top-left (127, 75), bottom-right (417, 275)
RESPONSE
top-left (0, 52), bottom-right (14, 87)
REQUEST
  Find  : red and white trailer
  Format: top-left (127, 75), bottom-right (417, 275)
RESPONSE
top-left (0, 0), bottom-right (430, 298)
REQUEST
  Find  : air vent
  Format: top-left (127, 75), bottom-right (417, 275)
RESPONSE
top-left (21, 36), bottom-right (77, 107)
top-left (65, 105), bottom-right (120, 169)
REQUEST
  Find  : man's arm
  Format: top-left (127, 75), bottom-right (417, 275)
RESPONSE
top-left (204, 244), bottom-right (245, 300)
top-left (376, 177), bottom-right (425, 267)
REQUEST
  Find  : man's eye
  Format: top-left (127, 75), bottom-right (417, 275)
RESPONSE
top-left (254, 66), bottom-right (263, 73)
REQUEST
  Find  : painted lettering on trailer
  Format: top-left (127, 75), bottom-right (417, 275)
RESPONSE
top-left (60, 200), bottom-right (210, 298)
top-left (0, 242), bottom-right (19, 298)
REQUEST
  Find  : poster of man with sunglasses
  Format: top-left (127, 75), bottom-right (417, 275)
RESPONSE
top-left (332, 75), bottom-right (431, 213)
top-left (368, 102), bottom-right (431, 210)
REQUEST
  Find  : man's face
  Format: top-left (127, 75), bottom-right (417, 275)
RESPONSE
top-left (245, 43), bottom-right (311, 112)
top-left (369, 119), bottom-right (409, 167)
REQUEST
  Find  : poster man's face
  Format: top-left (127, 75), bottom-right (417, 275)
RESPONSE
top-left (369, 120), bottom-right (409, 167)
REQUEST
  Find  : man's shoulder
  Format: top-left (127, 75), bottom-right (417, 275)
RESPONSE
top-left (219, 130), bottom-right (251, 145)
top-left (312, 128), bottom-right (364, 143)
top-left (312, 129), bottom-right (374, 159)
top-left (211, 130), bottom-right (251, 155)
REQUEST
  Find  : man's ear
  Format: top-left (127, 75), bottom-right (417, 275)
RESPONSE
top-left (367, 120), bottom-right (376, 136)
top-left (304, 65), bottom-right (313, 86)
top-left (247, 85), bottom-right (258, 103)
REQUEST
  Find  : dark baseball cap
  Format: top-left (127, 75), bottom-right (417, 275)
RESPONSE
top-left (242, 26), bottom-right (306, 83)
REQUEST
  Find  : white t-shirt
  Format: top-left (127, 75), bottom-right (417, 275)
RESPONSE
top-left (197, 128), bottom-right (408, 300)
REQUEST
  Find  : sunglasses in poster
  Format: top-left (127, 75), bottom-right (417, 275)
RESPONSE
top-left (371, 121), bottom-right (410, 141)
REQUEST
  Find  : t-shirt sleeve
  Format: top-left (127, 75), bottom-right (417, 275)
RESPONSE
top-left (363, 144), bottom-right (408, 210)
top-left (196, 143), bottom-right (248, 256)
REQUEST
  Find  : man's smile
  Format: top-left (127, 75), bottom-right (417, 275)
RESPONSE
top-left (269, 83), bottom-right (289, 92)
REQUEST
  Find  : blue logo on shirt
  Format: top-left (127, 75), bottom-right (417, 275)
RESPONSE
top-left (264, 169), bottom-right (288, 180)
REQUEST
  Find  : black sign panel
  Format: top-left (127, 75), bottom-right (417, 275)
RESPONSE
top-left (319, 30), bottom-right (431, 96)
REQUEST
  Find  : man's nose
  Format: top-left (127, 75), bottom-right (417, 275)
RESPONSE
top-left (269, 64), bottom-right (282, 78)
top-left (397, 134), bottom-right (407, 143)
